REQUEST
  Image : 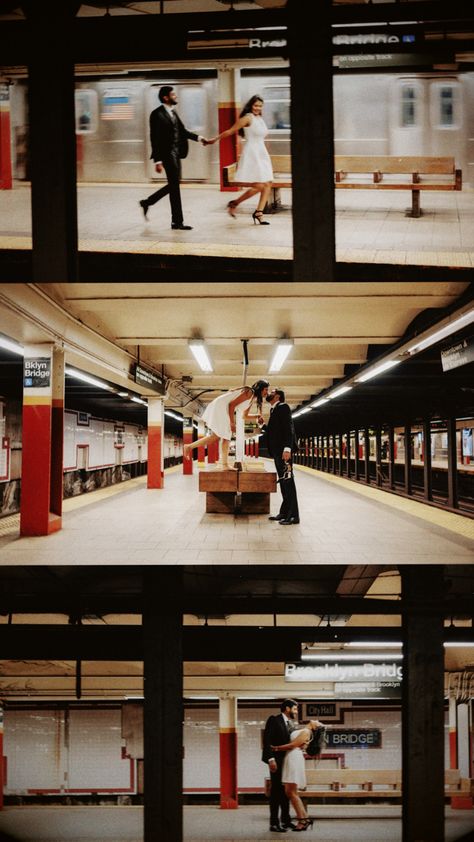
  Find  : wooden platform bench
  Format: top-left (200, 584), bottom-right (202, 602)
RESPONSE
top-left (334, 155), bottom-right (462, 218)
top-left (198, 468), bottom-right (277, 514)
top-left (223, 154), bottom-right (462, 218)
top-left (297, 768), bottom-right (472, 806)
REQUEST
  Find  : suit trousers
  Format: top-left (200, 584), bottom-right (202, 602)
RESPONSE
top-left (269, 762), bottom-right (291, 826)
top-left (146, 152), bottom-right (183, 225)
top-left (274, 456), bottom-right (299, 521)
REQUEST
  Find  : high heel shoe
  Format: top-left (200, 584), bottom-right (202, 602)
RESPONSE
top-left (227, 200), bottom-right (238, 218)
top-left (294, 818), bottom-right (314, 832)
top-left (252, 210), bottom-right (270, 225)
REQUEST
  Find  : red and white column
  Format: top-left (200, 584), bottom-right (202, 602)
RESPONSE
top-left (0, 84), bottom-right (12, 190)
top-left (20, 344), bottom-right (64, 536)
top-left (147, 397), bottom-right (164, 489)
top-left (449, 696), bottom-right (457, 770)
top-left (208, 432), bottom-right (219, 465)
top-left (217, 68), bottom-right (240, 193)
top-left (197, 419), bottom-right (206, 467)
top-left (452, 701), bottom-right (473, 809)
top-left (255, 437), bottom-right (259, 458)
top-left (219, 696), bottom-right (238, 809)
top-left (183, 416), bottom-right (194, 475)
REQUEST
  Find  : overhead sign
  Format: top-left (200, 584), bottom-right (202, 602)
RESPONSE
top-left (327, 729), bottom-right (382, 749)
top-left (133, 363), bottom-right (166, 395)
top-left (441, 336), bottom-right (474, 372)
top-left (23, 357), bottom-right (51, 388)
top-left (334, 681), bottom-right (401, 700)
top-left (307, 703), bottom-right (337, 718)
top-left (285, 661), bottom-right (403, 683)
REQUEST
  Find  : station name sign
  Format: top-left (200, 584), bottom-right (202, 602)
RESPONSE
top-left (441, 336), bottom-right (474, 372)
top-left (327, 728), bottom-right (382, 749)
top-left (23, 357), bottom-right (51, 388)
top-left (133, 363), bottom-right (165, 395)
top-left (285, 661), bottom-right (402, 683)
top-left (187, 29), bottom-right (416, 54)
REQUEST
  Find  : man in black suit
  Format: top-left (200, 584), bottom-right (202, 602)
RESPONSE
top-left (262, 699), bottom-right (299, 832)
top-left (139, 85), bottom-right (204, 230)
top-left (262, 388), bottom-right (300, 525)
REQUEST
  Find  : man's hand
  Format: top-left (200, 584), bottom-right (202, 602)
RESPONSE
top-left (282, 450), bottom-right (291, 462)
top-left (269, 759), bottom-right (277, 773)
top-left (155, 162), bottom-right (163, 173)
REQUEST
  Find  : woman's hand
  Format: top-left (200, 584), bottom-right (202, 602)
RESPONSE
top-left (270, 745), bottom-right (280, 752)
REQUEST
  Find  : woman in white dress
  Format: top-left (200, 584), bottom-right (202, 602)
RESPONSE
top-left (206, 95), bottom-right (273, 225)
top-left (272, 720), bottom-right (323, 832)
top-left (183, 379), bottom-right (269, 470)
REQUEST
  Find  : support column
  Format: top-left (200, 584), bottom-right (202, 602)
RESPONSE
top-left (404, 424), bottom-right (412, 496)
top-left (364, 428), bottom-right (370, 484)
top-left (453, 702), bottom-right (473, 808)
top-left (255, 438), bottom-right (259, 458)
top-left (143, 569), bottom-right (183, 842)
top-left (448, 697), bottom-right (457, 770)
top-left (208, 437), bottom-right (219, 465)
top-left (388, 425), bottom-right (395, 490)
top-left (217, 68), bottom-right (240, 192)
top-left (147, 397), bottom-right (164, 489)
top-left (183, 416), bottom-right (194, 476)
top-left (401, 567), bottom-right (445, 842)
top-left (25, 3), bottom-right (79, 281)
top-left (347, 431), bottom-right (352, 478)
top-left (375, 427), bottom-right (382, 487)
top-left (447, 417), bottom-right (458, 509)
top-left (197, 419), bottom-right (206, 467)
top-left (0, 83), bottom-right (13, 189)
top-left (20, 344), bottom-right (63, 536)
top-left (219, 696), bottom-right (238, 809)
top-left (338, 432), bottom-right (343, 476)
top-left (423, 419), bottom-right (433, 501)
top-left (288, 0), bottom-right (335, 280)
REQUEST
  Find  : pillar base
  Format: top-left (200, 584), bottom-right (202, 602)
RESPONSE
top-left (220, 798), bottom-right (238, 809)
top-left (20, 512), bottom-right (62, 537)
top-left (48, 513), bottom-right (62, 534)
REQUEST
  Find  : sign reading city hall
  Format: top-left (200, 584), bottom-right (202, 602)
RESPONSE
top-left (285, 660), bottom-right (402, 700)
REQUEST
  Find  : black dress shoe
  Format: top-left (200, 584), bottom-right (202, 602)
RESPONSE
top-left (279, 517), bottom-right (300, 525)
top-left (269, 824), bottom-right (286, 833)
top-left (171, 223), bottom-right (193, 230)
top-left (139, 199), bottom-right (149, 220)
top-left (268, 515), bottom-right (283, 521)
top-left (282, 821), bottom-right (297, 831)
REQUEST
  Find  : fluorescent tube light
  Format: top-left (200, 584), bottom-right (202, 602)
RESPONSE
top-left (301, 652), bottom-right (403, 661)
top-left (407, 308), bottom-right (474, 354)
top-left (117, 391), bottom-right (129, 398)
top-left (311, 397), bottom-right (329, 408)
top-left (188, 339), bottom-right (213, 372)
top-left (355, 359), bottom-right (401, 383)
top-left (444, 642), bottom-right (474, 648)
top-left (0, 335), bottom-right (24, 356)
top-left (346, 642), bottom-right (402, 648)
top-left (269, 339), bottom-right (294, 373)
top-left (329, 385), bottom-right (353, 399)
top-left (65, 367), bottom-right (115, 391)
top-left (130, 396), bottom-right (147, 406)
top-left (165, 410), bottom-right (183, 421)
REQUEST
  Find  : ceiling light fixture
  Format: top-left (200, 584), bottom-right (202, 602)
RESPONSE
top-left (355, 359), bottom-right (401, 383)
top-left (0, 334), bottom-right (24, 356)
top-left (65, 367), bottom-right (115, 391)
top-left (329, 385), bottom-right (353, 399)
top-left (130, 396), bottom-right (147, 406)
top-left (269, 339), bottom-right (294, 373)
top-left (188, 339), bottom-right (213, 372)
top-left (406, 308), bottom-right (474, 354)
top-left (310, 397), bottom-right (329, 408)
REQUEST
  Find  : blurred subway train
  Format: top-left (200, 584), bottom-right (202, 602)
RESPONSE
top-left (8, 67), bottom-right (474, 186)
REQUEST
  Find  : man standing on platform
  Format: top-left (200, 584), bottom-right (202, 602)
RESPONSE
top-left (262, 699), bottom-right (299, 832)
top-left (139, 85), bottom-right (206, 230)
top-left (262, 389), bottom-right (300, 525)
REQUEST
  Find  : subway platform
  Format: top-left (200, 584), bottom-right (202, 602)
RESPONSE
top-left (0, 183), bottom-right (473, 267)
top-left (0, 805), bottom-right (474, 842)
top-left (0, 463), bottom-right (472, 566)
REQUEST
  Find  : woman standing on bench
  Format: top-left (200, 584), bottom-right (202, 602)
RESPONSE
top-left (272, 720), bottom-right (323, 832)
top-left (206, 95), bottom-right (273, 225)
top-left (183, 379), bottom-right (269, 470)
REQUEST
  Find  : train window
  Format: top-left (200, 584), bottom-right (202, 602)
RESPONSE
top-left (262, 85), bottom-right (290, 131)
top-left (75, 89), bottom-right (98, 134)
top-left (178, 86), bottom-right (206, 132)
top-left (400, 85), bottom-right (416, 127)
top-left (430, 81), bottom-right (461, 129)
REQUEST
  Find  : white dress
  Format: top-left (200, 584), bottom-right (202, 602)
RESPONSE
top-left (201, 388), bottom-right (253, 441)
top-left (281, 729), bottom-right (307, 789)
top-left (235, 115), bottom-right (273, 183)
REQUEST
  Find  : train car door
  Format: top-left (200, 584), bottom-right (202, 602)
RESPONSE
top-left (428, 78), bottom-right (465, 170)
top-left (145, 83), bottom-right (210, 181)
top-left (389, 77), bottom-right (428, 156)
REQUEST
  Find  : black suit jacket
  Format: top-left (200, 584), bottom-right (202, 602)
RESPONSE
top-left (263, 402), bottom-right (296, 460)
top-left (262, 713), bottom-right (291, 766)
top-left (149, 105), bottom-right (199, 162)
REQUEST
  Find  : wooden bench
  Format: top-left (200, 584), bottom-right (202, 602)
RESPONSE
top-left (297, 768), bottom-right (472, 804)
top-left (199, 467), bottom-right (277, 514)
top-left (335, 155), bottom-right (462, 217)
top-left (223, 154), bottom-right (462, 218)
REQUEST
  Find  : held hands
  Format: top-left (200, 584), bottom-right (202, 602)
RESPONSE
top-left (155, 162), bottom-right (163, 173)
top-left (201, 137), bottom-right (217, 146)
top-left (268, 759), bottom-right (278, 773)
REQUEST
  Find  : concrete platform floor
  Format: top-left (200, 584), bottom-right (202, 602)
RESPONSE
top-left (0, 463), bottom-right (472, 566)
top-left (1, 805), bottom-right (474, 842)
top-left (0, 182), bottom-right (473, 267)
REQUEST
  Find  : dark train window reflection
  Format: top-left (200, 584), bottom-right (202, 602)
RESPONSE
top-left (262, 85), bottom-right (291, 130)
top-left (401, 85), bottom-right (416, 127)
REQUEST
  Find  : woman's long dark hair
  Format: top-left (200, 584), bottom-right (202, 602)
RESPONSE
top-left (238, 95), bottom-right (263, 138)
top-left (250, 379), bottom-right (269, 412)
